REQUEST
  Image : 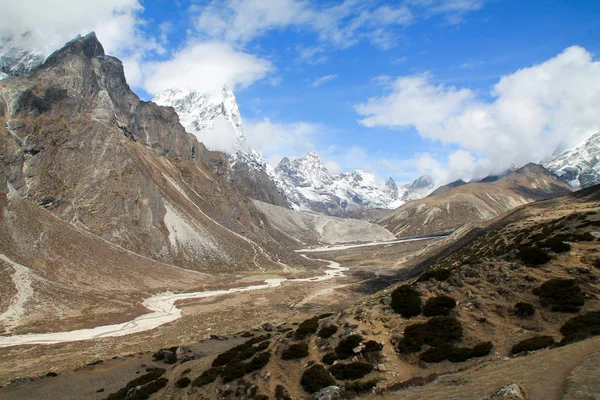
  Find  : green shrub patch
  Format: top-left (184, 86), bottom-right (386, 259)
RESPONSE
top-left (295, 317), bottom-right (319, 340)
top-left (511, 336), bottom-right (555, 354)
top-left (192, 367), bottom-right (222, 387)
top-left (423, 296), bottom-right (457, 317)
top-left (514, 302), bottom-right (536, 317)
top-left (537, 279), bottom-right (585, 312)
top-left (363, 340), bottom-right (383, 353)
top-left (391, 285), bottom-right (422, 318)
top-left (104, 368), bottom-right (166, 400)
top-left (322, 352), bottom-right (338, 365)
top-left (518, 246), bottom-right (550, 266)
top-left (329, 362), bottom-right (373, 380)
top-left (542, 238), bottom-right (571, 253)
top-left (560, 311), bottom-right (600, 344)
top-left (212, 335), bottom-right (271, 367)
top-left (417, 269), bottom-right (452, 283)
top-left (175, 377), bottom-right (190, 388)
top-left (281, 343), bottom-right (309, 360)
top-left (318, 325), bottom-right (338, 339)
top-left (419, 341), bottom-right (493, 363)
top-left (335, 334), bottom-right (364, 359)
top-left (300, 365), bottom-right (336, 394)
top-left (344, 379), bottom-right (378, 394)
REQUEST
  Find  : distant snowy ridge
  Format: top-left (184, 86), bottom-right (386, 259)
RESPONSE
top-left (544, 131), bottom-right (600, 190)
top-left (0, 33), bottom-right (44, 78)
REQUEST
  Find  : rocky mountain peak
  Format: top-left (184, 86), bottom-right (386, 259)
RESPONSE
top-left (45, 32), bottom-right (104, 66)
top-left (544, 131), bottom-right (600, 189)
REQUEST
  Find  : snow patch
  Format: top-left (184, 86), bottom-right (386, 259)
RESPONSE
top-left (0, 255), bottom-right (34, 332)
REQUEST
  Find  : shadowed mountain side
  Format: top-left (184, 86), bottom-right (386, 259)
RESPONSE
top-left (378, 163), bottom-right (573, 238)
top-left (0, 33), bottom-right (312, 273)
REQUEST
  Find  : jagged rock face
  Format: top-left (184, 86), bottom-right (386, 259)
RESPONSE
top-left (0, 33), bottom-right (44, 79)
top-left (544, 131), bottom-right (600, 190)
top-left (0, 32), bottom-right (303, 272)
top-left (153, 87), bottom-right (291, 208)
top-left (379, 163), bottom-right (573, 237)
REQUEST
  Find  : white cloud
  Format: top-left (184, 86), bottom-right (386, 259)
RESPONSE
top-left (356, 46), bottom-right (600, 183)
top-left (409, 0), bottom-right (485, 23)
top-left (194, 0), bottom-right (413, 51)
top-left (311, 74), bottom-right (338, 88)
top-left (245, 118), bottom-right (322, 166)
top-left (143, 41), bottom-right (273, 95)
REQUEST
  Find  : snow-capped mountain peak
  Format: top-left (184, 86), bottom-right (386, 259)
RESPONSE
top-left (0, 32), bottom-right (45, 79)
top-left (153, 85), bottom-right (245, 144)
top-left (544, 131), bottom-right (600, 189)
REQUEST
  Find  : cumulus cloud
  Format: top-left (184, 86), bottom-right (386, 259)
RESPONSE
top-left (143, 41), bottom-right (273, 96)
top-left (311, 74), bottom-right (338, 88)
top-left (245, 118), bottom-right (322, 167)
top-left (356, 46), bottom-right (600, 183)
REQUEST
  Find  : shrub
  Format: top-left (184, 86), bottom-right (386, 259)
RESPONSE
top-left (241, 332), bottom-right (254, 338)
top-left (192, 367), bottom-right (222, 387)
top-left (281, 343), bottom-right (309, 360)
top-left (245, 352), bottom-right (271, 373)
top-left (518, 246), bottom-right (550, 266)
top-left (254, 396), bottom-right (269, 400)
top-left (390, 285), bottom-right (422, 318)
top-left (419, 341), bottom-right (493, 363)
top-left (329, 362), bottom-right (373, 380)
top-left (423, 296), bottom-right (457, 317)
top-left (322, 352), bottom-right (338, 365)
top-left (300, 365), bottom-right (336, 394)
top-left (363, 340), bottom-right (383, 353)
top-left (344, 379), bottom-right (378, 393)
top-left (335, 334), bottom-right (364, 359)
top-left (560, 311), bottom-right (600, 344)
top-left (543, 238), bottom-right (571, 253)
top-left (275, 384), bottom-right (292, 400)
top-left (212, 335), bottom-right (271, 367)
top-left (537, 279), bottom-right (585, 312)
top-left (104, 368), bottom-right (166, 400)
top-left (221, 362), bottom-right (247, 383)
top-left (511, 336), bottom-right (555, 354)
top-left (318, 325), bottom-right (338, 339)
top-left (396, 336), bottom-right (423, 354)
top-left (404, 316), bottom-right (463, 348)
top-left (175, 377), bottom-right (190, 388)
top-left (514, 302), bottom-right (536, 317)
top-left (295, 317), bottom-right (319, 340)
top-left (417, 269), bottom-right (452, 282)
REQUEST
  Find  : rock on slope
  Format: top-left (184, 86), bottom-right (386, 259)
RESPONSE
top-left (153, 87), bottom-right (290, 208)
top-left (544, 131), bottom-right (600, 190)
top-left (253, 199), bottom-right (396, 247)
top-left (379, 163), bottom-right (573, 237)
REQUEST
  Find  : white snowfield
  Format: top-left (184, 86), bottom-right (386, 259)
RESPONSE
top-left (0, 258), bottom-right (347, 348)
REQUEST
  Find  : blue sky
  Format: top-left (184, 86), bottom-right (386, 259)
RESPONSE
top-left (2, 0), bottom-right (600, 185)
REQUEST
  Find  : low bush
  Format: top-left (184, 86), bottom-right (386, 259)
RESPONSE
top-left (322, 352), bottom-right (338, 365)
top-left (335, 334), bottom-right (364, 359)
top-left (543, 238), bottom-right (571, 253)
top-left (124, 378), bottom-right (168, 400)
top-left (344, 379), bottom-right (378, 393)
top-left (560, 311), bottom-right (600, 344)
top-left (329, 362), bottom-right (373, 380)
top-left (318, 325), bottom-right (338, 339)
top-left (275, 384), bottom-right (292, 400)
top-left (417, 269), bottom-right (452, 283)
top-left (254, 396), bottom-right (269, 400)
top-left (240, 332), bottom-right (254, 338)
top-left (537, 279), bottom-right (585, 312)
top-left (511, 336), bottom-right (555, 354)
top-left (295, 317), bottom-right (319, 340)
top-left (518, 246), bottom-right (550, 266)
top-left (419, 341), bottom-right (493, 363)
top-left (404, 316), bottom-right (463, 348)
top-left (192, 367), bottom-right (222, 387)
top-left (212, 335), bottom-right (271, 367)
top-left (514, 302), bottom-right (536, 317)
top-left (281, 343), bottom-right (309, 360)
top-left (175, 377), bottom-right (190, 388)
top-left (363, 340), bottom-right (383, 353)
top-left (300, 365), bottom-right (336, 394)
top-left (423, 296), bottom-right (457, 317)
top-left (390, 285), bottom-right (422, 318)
top-left (104, 368), bottom-right (166, 400)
